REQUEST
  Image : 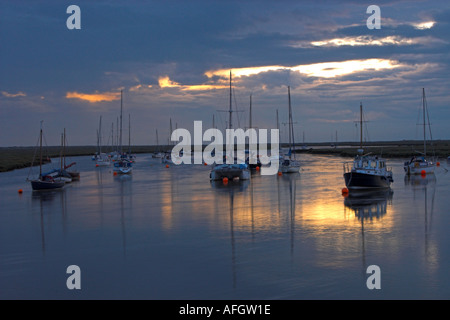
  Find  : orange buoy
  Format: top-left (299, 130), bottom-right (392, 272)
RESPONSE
top-left (113, 171), bottom-right (117, 176)
top-left (342, 187), bottom-right (349, 195)
top-left (165, 164), bottom-right (169, 168)
top-left (277, 171), bottom-right (282, 176)
top-left (204, 162), bottom-right (207, 166)
top-left (223, 177), bottom-right (228, 184)
top-left (437, 162), bottom-right (440, 167)
top-left (256, 166), bottom-right (260, 171)
top-left (18, 189), bottom-right (23, 194)
top-left (95, 164), bottom-right (99, 167)
top-left (421, 169), bottom-right (426, 176)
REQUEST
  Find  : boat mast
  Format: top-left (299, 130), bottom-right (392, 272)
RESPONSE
top-left (63, 128), bottom-right (66, 168)
top-left (249, 94), bottom-right (252, 130)
top-left (120, 90), bottom-right (123, 154)
top-left (99, 116), bottom-right (102, 155)
top-left (423, 88), bottom-right (426, 157)
top-left (39, 121), bottom-right (43, 177)
top-left (229, 70), bottom-right (232, 130)
top-left (360, 102), bottom-right (363, 150)
top-left (288, 86), bottom-right (295, 159)
top-left (128, 113), bottom-right (131, 154)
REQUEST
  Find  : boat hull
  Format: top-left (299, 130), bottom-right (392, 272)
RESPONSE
top-left (281, 164), bottom-right (300, 173)
top-left (280, 159), bottom-right (300, 173)
top-left (31, 179), bottom-right (65, 191)
top-left (344, 171), bottom-right (392, 190)
top-left (404, 163), bottom-right (435, 175)
top-left (210, 165), bottom-right (250, 181)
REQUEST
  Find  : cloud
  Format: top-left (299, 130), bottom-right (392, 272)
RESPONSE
top-left (290, 35), bottom-right (445, 48)
top-left (1, 91), bottom-right (26, 98)
top-left (207, 59), bottom-right (403, 79)
top-left (65, 91), bottom-right (121, 103)
top-left (412, 21), bottom-right (436, 30)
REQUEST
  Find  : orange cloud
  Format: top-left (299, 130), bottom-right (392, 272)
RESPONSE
top-left (66, 91), bottom-right (121, 102)
top-left (158, 76), bottom-right (180, 88)
top-left (158, 75), bottom-right (227, 91)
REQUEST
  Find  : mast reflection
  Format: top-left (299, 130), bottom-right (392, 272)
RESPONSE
top-left (211, 179), bottom-right (249, 288)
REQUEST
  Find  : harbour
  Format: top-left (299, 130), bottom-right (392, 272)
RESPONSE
top-left (1, 152), bottom-right (449, 299)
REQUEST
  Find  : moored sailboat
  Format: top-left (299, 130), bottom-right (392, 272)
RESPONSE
top-left (404, 88), bottom-right (435, 175)
top-left (280, 86), bottom-right (300, 174)
top-left (28, 122), bottom-right (65, 191)
top-left (343, 103), bottom-right (393, 190)
top-left (210, 71), bottom-right (250, 181)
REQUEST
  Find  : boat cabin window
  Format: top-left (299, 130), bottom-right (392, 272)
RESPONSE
top-left (370, 161), bottom-right (377, 168)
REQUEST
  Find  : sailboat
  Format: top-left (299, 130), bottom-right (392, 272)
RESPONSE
top-left (29, 121), bottom-right (65, 191)
top-left (95, 116), bottom-right (111, 167)
top-left (245, 94), bottom-right (261, 170)
top-left (114, 90), bottom-right (133, 174)
top-left (62, 128), bottom-right (80, 180)
top-left (404, 88), bottom-right (435, 175)
top-left (280, 86), bottom-right (300, 173)
top-left (152, 129), bottom-right (163, 158)
top-left (210, 71), bottom-right (250, 181)
top-left (343, 103), bottom-right (393, 190)
top-left (51, 132), bottom-right (73, 184)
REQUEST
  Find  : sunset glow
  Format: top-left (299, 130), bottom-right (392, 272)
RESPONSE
top-left (65, 91), bottom-right (121, 103)
top-left (206, 59), bottom-right (402, 80)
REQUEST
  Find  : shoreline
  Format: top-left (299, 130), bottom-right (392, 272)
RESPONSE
top-left (1, 140), bottom-right (449, 173)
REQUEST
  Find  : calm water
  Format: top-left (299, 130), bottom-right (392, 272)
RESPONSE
top-left (1, 153), bottom-right (450, 300)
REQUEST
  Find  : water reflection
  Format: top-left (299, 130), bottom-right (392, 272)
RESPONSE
top-left (343, 189), bottom-right (393, 273)
top-left (404, 173), bottom-right (438, 272)
top-left (31, 189), bottom-right (67, 255)
top-left (211, 179), bottom-right (250, 288)
top-left (344, 189), bottom-right (393, 221)
top-left (115, 174), bottom-right (133, 257)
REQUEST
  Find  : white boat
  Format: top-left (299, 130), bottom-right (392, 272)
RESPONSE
top-left (280, 86), bottom-right (300, 174)
top-left (210, 71), bottom-right (250, 181)
top-left (404, 88), bottom-right (435, 175)
top-left (114, 158), bottom-right (133, 174)
top-left (96, 153), bottom-right (111, 167)
top-left (343, 103), bottom-right (393, 190)
top-left (152, 129), bottom-right (164, 158)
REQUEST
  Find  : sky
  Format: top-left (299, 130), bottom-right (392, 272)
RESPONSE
top-left (1, 0), bottom-right (449, 147)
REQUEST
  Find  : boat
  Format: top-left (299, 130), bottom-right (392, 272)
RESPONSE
top-left (152, 129), bottom-right (164, 158)
top-left (61, 128), bottom-right (79, 181)
top-left (114, 158), bottom-right (133, 174)
top-left (28, 121), bottom-right (65, 191)
top-left (95, 116), bottom-right (111, 167)
top-left (404, 88), bottom-right (435, 175)
top-left (280, 86), bottom-right (300, 173)
top-left (210, 71), bottom-right (250, 181)
top-left (245, 94), bottom-right (262, 170)
top-left (113, 91), bottom-right (133, 174)
top-left (343, 103), bottom-right (393, 190)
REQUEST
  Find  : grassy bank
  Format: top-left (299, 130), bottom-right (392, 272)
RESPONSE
top-left (0, 145), bottom-right (160, 172)
top-left (295, 140), bottom-right (450, 159)
top-left (1, 140), bottom-right (449, 172)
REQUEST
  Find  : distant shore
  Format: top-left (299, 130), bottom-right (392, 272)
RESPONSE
top-left (1, 140), bottom-right (449, 172)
